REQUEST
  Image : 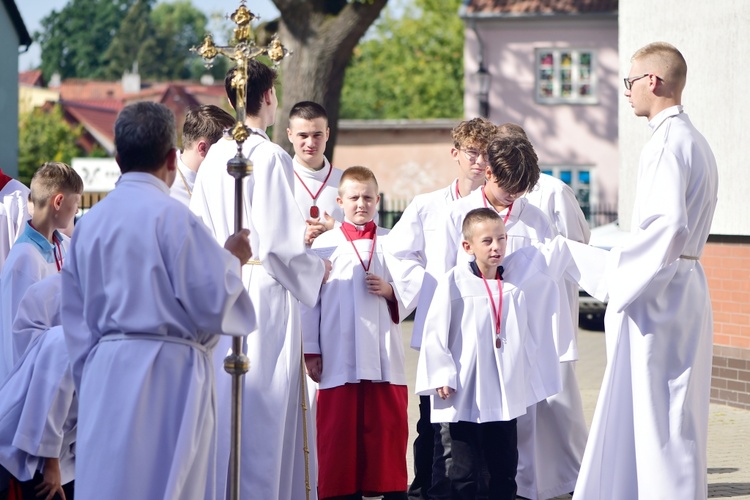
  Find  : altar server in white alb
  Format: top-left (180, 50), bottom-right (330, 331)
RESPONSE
top-left (499, 122), bottom-right (591, 500)
top-left (303, 166), bottom-right (411, 500)
top-left (0, 168), bottom-right (30, 270)
top-left (0, 162), bottom-right (82, 381)
top-left (62, 102), bottom-right (255, 500)
top-left (287, 101), bottom-right (345, 245)
top-left (170, 104), bottom-right (235, 206)
top-left (416, 209), bottom-right (603, 500)
top-left (383, 117), bottom-right (496, 499)
top-left (190, 62), bottom-right (329, 500)
top-left (0, 274), bottom-right (74, 500)
top-left (11, 273), bottom-right (62, 367)
top-left (573, 42), bottom-right (719, 500)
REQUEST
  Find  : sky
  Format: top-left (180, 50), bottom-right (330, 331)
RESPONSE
top-left (17, 0), bottom-right (280, 71)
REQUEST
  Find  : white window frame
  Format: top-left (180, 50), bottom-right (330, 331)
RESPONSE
top-left (541, 165), bottom-right (594, 219)
top-left (535, 48), bottom-right (598, 105)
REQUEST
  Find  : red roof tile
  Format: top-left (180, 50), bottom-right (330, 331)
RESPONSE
top-left (465, 0), bottom-right (617, 14)
top-left (19, 70), bottom-right (44, 87)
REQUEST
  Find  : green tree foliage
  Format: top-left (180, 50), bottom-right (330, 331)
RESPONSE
top-left (36, 0), bottom-right (219, 82)
top-left (18, 106), bottom-right (84, 186)
top-left (340, 0), bottom-right (464, 119)
top-left (37, 0), bottom-right (137, 81)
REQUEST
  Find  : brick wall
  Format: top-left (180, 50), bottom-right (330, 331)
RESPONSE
top-left (703, 236), bottom-right (750, 409)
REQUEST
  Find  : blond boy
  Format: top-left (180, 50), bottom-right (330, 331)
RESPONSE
top-left (0, 162), bottom-right (82, 379)
top-left (302, 166), bottom-right (410, 500)
top-left (417, 208), bottom-right (584, 500)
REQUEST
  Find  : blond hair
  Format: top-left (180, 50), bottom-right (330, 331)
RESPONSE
top-left (338, 166), bottom-right (379, 195)
top-left (632, 42), bottom-right (687, 92)
top-left (462, 207), bottom-right (503, 240)
top-left (30, 162), bottom-right (84, 208)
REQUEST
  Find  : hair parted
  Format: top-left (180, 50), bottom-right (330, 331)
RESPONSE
top-left (225, 60), bottom-right (278, 116)
top-left (451, 117), bottom-right (496, 151)
top-left (115, 102), bottom-right (176, 173)
top-left (496, 122), bottom-right (528, 140)
top-left (462, 207), bottom-right (502, 240)
top-left (339, 166), bottom-right (379, 195)
top-left (182, 105), bottom-right (235, 150)
top-left (289, 101), bottom-right (328, 122)
top-left (30, 162), bottom-right (84, 208)
top-left (487, 135), bottom-right (540, 196)
top-left (632, 42), bottom-right (687, 91)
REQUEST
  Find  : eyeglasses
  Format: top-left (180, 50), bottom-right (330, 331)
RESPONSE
top-left (460, 148), bottom-right (486, 163)
top-left (623, 73), bottom-right (664, 90)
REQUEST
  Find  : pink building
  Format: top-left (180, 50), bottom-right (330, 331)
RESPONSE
top-left (462, 0), bottom-right (619, 225)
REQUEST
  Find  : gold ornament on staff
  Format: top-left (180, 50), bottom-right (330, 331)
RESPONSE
top-left (191, 3), bottom-right (298, 500)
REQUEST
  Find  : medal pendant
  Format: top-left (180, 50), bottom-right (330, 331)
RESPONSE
top-left (310, 205), bottom-right (320, 218)
top-left (495, 332), bottom-right (502, 349)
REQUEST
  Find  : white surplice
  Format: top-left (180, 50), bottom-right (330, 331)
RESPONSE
top-left (0, 326), bottom-right (76, 486)
top-left (302, 226), bottom-right (409, 388)
top-left (574, 106), bottom-right (719, 500)
top-left (517, 173), bottom-right (591, 499)
top-left (191, 131), bottom-right (325, 500)
top-left (169, 150), bottom-right (197, 206)
top-left (0, 223), bottom-right (66, 381)
top-left (384, 180), bottom-right (461, 351)
top-left (416, 242), bottom-right (578, 423)
top-left (416, 238), bottom-right (606, 423)
top-left (62, 172), bottom-right (255, 500)
top-left (292, 156), bottom-right (344, 223)
top-left (11, 273), bottom-right (61, 364)
top-left (0, 177), bottom-right (29, 271)
top-left (430, 192), bottom-right (577, 357)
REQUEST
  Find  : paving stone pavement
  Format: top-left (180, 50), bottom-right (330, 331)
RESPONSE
top-left (401, 321), bottom-right (750, 499)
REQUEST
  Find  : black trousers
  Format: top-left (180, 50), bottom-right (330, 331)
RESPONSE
top-left (408, 395), bottom-right (436, 500)
top-left (429, 420), bottom-right (517, 500)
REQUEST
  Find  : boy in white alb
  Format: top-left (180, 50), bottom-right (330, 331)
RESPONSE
top-left (0, 162), bottom-right (82, 380)
top-left (190, 63), bottom-right (329, 500)
top-left (0, 273), bottom-right (74, 500)
top-left (170, 104), bottom-right (235, 206)
top-left (287, 101), bottom-right (344, 245)
top-left (416, 209), bottom-right (602, 500)
top-left (416, 209), bottom-right (544, 500)
top-left (303, 167), bottom-right (410, 500)
top-left (383, 117), bottom-right (496, 500)
top-left (499, 123), bottom-right (590, 500)
top-left (0, 168), bottom-right (30, 270)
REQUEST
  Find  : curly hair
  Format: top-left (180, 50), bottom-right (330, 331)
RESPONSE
top-left (451, 117), bottom-right (496, 151)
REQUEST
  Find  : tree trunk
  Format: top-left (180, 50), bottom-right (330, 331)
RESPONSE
top-left (271, 0), bottom-right (388, 159)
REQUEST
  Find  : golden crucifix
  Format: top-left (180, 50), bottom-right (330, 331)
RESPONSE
top-left (191, 4), bottom-right (295, 500)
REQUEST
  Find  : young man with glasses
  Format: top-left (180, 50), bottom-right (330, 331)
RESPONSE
top-left (574, 42), bottom-right (719, 500)
top-left (384, 117), bottom-right (496, 500)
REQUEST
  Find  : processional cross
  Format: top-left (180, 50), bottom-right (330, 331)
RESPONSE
top-left (191, 4), bottom-right (297, 500)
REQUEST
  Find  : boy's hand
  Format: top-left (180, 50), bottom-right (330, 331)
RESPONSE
top-left (305, 355), bottom-right (323, 383)
top-left (224, 229), bottom-right (252, 263)
top-left (365, 273), bottom-right (395, 301)
top-left (321, 212), bottom-right (336, 231)
top-left (304, 219), bottom-right (327, 246)
top-left (37, 457), bottom-right (66, 500)
top-left (436, 386), bottom-right (454, 400)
